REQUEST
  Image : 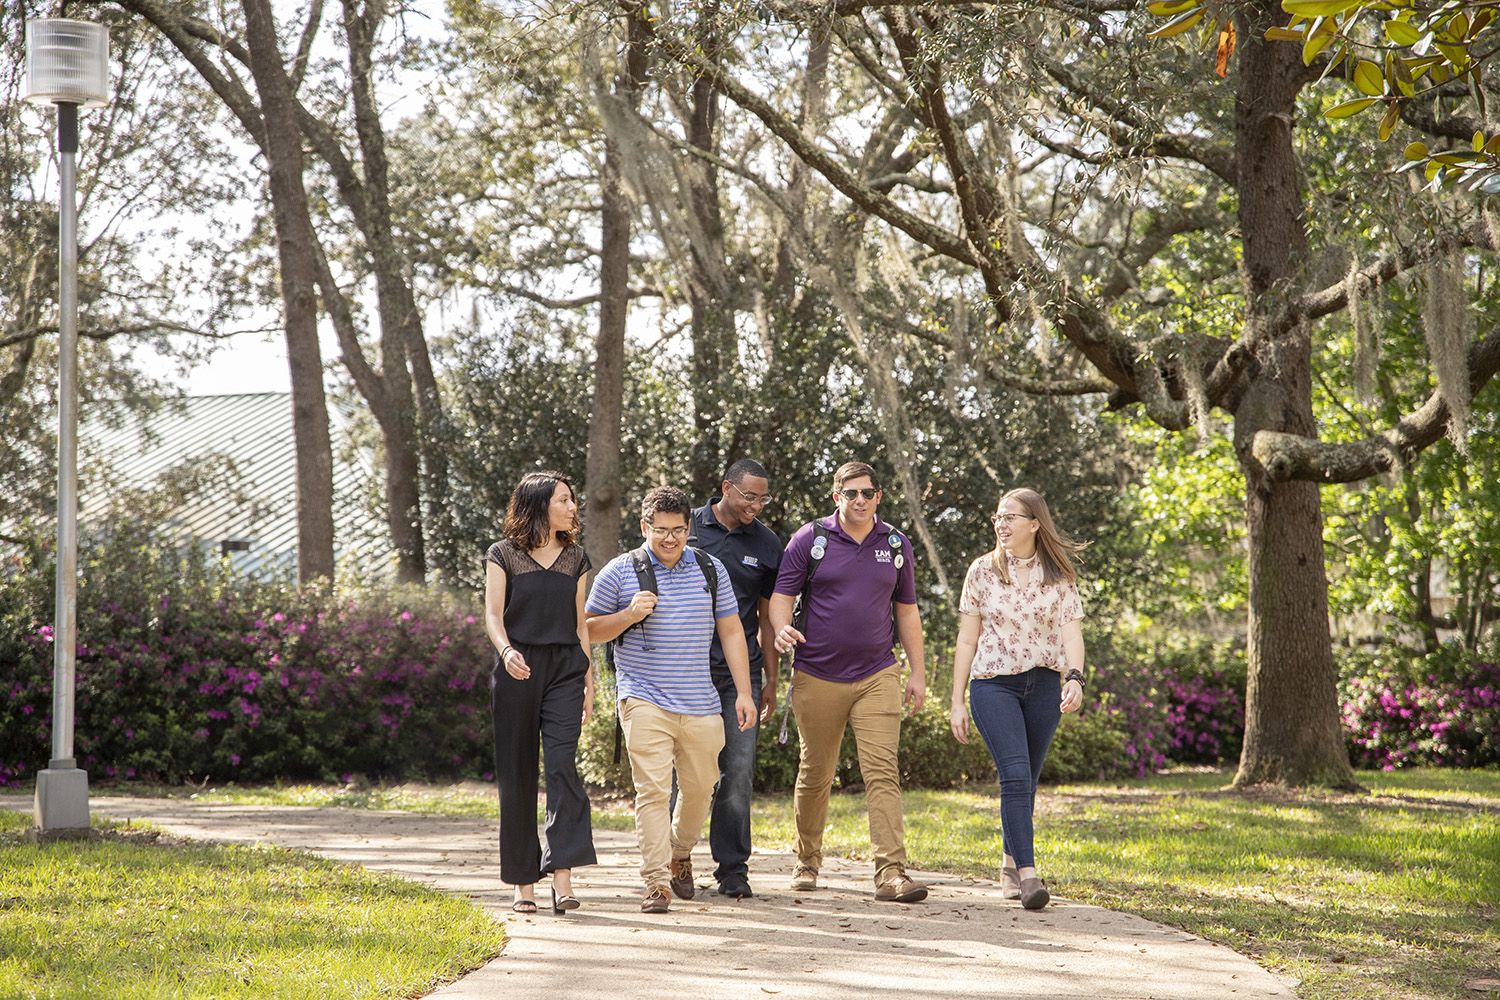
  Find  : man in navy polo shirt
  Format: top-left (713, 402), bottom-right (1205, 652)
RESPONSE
top-left (769, 461), bottom-right (928, 903)
top-left (587, 486), bottom-right (756, 913)
top-left (689, 458), bottom-right (783, 899)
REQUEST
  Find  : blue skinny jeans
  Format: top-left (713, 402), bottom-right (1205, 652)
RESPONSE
top-left (969, 668), bottom-right (1062, 870)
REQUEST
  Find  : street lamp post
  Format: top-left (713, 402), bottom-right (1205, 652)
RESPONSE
top-left (25, 18), bottom-right (110, 837)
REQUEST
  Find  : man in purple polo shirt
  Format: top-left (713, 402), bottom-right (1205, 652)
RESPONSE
top-left (769, 461), bottom-right (928, 903)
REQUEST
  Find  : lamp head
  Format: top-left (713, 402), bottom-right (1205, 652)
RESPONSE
top-left (24, 19), bottom-right (110, 110)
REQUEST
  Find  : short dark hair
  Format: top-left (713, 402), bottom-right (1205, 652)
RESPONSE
top-left (503, 471), bottom-right (578, 550)
top-left (640, 485), bottom-right (691, 522)
top-left (833, 461), bottom-right (880, 491)
top-left (724, 458), bottom-right (767, 484)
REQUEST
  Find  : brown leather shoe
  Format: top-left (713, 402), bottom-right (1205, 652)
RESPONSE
top-left (669, 857), bottom-right (695, 900)
top-left (640, 885), bottom-right (671, 913)
top-left (875, 867), bottom-right (928, 903)
top-left (789, 865), bottom-right (819, 891)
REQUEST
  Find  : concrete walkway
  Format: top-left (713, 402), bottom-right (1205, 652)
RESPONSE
top-left (11, 797), bottom-right (1295, 999)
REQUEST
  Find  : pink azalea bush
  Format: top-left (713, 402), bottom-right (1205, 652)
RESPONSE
top-left (0, 526), bottom-right (492, 787)
top-left (1340, 647), bottom-right (1500, 770)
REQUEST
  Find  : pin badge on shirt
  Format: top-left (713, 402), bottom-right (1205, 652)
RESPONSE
top-left (889, 533), bottom-right (902, 548)
top-left (810, 539), bottom-right (827, 560)
top-left (895, 554), bottom-right (904, 569)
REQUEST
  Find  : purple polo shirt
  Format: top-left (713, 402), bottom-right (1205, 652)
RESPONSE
top-left (774, 513), bottom-right (917, 683)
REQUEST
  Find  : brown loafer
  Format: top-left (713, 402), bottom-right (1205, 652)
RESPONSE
top-left (875, 867), bottom-right (928, 903)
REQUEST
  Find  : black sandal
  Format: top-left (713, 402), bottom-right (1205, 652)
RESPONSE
top-left (512, 898), bottom-right (538, 914)
top-left (551, 887), bottom-right (580, 913)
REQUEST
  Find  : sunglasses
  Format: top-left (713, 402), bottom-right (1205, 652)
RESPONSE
top-left (836, 488), bottom-right (879, 501)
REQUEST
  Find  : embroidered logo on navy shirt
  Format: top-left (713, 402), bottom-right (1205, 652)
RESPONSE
top-left (741, 555), bottom-right (759, 567)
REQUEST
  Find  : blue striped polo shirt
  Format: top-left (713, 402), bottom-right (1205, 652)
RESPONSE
top-left (587, 546), bottom-right (737, 715)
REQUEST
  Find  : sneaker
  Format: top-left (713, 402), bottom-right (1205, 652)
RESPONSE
top-left (874, 868), bottom-right (928, 903)
top-left (669, 857), bottom-right (695, 900)
top-left (788, 865), bottom-right (819, 891)
top-left (640, 885), bottom-right (671, 913)
top-left (1000, 866), bottom-right (1022, 900)
top-left (717, 873), bottom-right (753, 898)
top-left (1020, 876), bottom-right (1050, 910)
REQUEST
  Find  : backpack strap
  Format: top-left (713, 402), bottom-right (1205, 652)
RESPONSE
top-left (791, 520), bottom-right (830, 633)
top-left (612, 545), bottom-right (658, 649)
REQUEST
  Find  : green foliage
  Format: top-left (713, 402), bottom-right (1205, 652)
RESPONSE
top-left (0, 521), bottom-right (494, 787)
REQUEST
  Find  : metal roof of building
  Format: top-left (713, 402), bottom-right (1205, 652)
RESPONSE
top-left (78, 392), bottom-right (394, 578)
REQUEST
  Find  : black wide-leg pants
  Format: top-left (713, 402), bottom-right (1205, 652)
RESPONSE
top-left (491, 642), bottom-right (597, 886)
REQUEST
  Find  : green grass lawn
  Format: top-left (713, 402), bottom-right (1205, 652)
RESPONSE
top-left (8, 769), bottom-right (1495, 1000)
top-left (0, 809), bottom-right (502, 1000)
top-left (747, 770), bottom-right (1499, 1000)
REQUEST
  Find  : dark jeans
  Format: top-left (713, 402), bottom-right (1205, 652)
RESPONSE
top-left (709, 670), bottom-right (762, 882)
top-left (670, 670), bottom-right (762, 883)
top-left (969, 668), bottom-right (1062, 870)
top-left (491, 641), bottom-right (597, 886)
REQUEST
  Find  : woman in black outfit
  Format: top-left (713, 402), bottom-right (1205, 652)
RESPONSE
top-left (484, 471), bottom-right (596, 913)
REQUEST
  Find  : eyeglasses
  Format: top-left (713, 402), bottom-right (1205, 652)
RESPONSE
top-left (991, 513), bottom-right (1036, 526)
top-left (836, 488), bottom-right (879, 501)
top-left (727, 481), bottom-right (774, 507)
top-left (648, 525), bottom-right (690, 539)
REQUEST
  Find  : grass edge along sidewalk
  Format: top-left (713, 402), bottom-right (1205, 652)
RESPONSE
top-left (0, 809), bottom-right (502, 1000)
top-left (4, 768), bottom-right (1496, 1000)
top-left (85, 767), bottom-right (1500, 1000)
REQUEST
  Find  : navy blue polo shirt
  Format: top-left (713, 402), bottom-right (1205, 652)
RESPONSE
top-left (691, 500), bottom-right (782, 684)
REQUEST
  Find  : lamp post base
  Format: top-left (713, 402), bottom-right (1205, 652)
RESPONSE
top-left (34, 765), bottom-right (90, 835)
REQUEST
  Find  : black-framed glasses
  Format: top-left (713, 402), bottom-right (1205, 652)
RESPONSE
top-left (991, 512), bottom-right (1036, 526)
top-left (727, 481), bottom-right (774, 507)
top-left (836, 488), bottom-right (879, 501)
top-left (649, 525), bottom-right (690, 539)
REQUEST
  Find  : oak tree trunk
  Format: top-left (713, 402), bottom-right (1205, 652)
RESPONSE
top-left (243, 0), bottom-right (336, 585)
top-left (1231, 11), bottom-right (1358, 788)
top-left (585, 7), bottom-right (649, 574)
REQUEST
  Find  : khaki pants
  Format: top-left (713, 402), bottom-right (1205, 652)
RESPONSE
top-left (619, 697), bottom-right (726, 889)
top-left (790, 664), bottom-right (906, 882)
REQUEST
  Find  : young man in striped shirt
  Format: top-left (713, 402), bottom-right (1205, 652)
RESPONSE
top-left (587, 486), bottom-right (757, 913)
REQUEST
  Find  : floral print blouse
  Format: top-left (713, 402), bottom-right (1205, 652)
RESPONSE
top-left (958, 553), bottom-right (1084, 678)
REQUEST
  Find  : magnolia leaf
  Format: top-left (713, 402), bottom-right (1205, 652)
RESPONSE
top-left (1147, 0), bottom-right (1200, 14)
top-left (1476, 9), bottom-right (1497, 34)
top-left (1445, 12), bottom-right (1469, 41)
top-left (1383, 18), bottom-right (1422, 44)
top-left (1326, 96), bottom-right (1379, 118)
top-left (1432, 151), bottom-right (1484, 164)
top-left (1303, 28), bottom-right (1336, 64)
top-left (1215, 20), bottom-right (1237, 76)
top-left (1148, 9), bottom-right (1205, 38)
top-left (1378, 101), bottom-right (1401, 140)
top-left (1424, 159), bottom-right (1443, 181)
top-left (1404, 140), bottom-right (1429, 160)
top-left (1265, 25), bottom-right (1304, 41)
top-left (1282, 0), bottom-right (1362, 16)
top-left (1435, 41), bottom-right (1469, 67)
top-left (1433, 63), bottom-right (1451, 83)
top-left (1486, 135), bottom-right (1500, 155)
top-left (1391, 56), bottom-right (1416, 96)
top-left (1353, 59), bottom-right (1384, 95)
top-left (1475, 130), bottom-right (1487, 153)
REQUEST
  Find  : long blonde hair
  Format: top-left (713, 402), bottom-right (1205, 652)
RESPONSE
top-left (989, 488), bottom-right (1087, 586)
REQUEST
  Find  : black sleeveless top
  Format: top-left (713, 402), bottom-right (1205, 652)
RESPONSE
top-left (485, 539), bottom-right (591, 647)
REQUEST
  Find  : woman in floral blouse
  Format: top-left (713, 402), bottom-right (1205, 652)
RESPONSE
top-left (950, 488), bottom-right (1087, 910)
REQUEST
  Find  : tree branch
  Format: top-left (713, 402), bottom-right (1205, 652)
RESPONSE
top-left (655, 30), bottom-right (979, 267)
top-left (1252, 321), bottom-right (1500, 483)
